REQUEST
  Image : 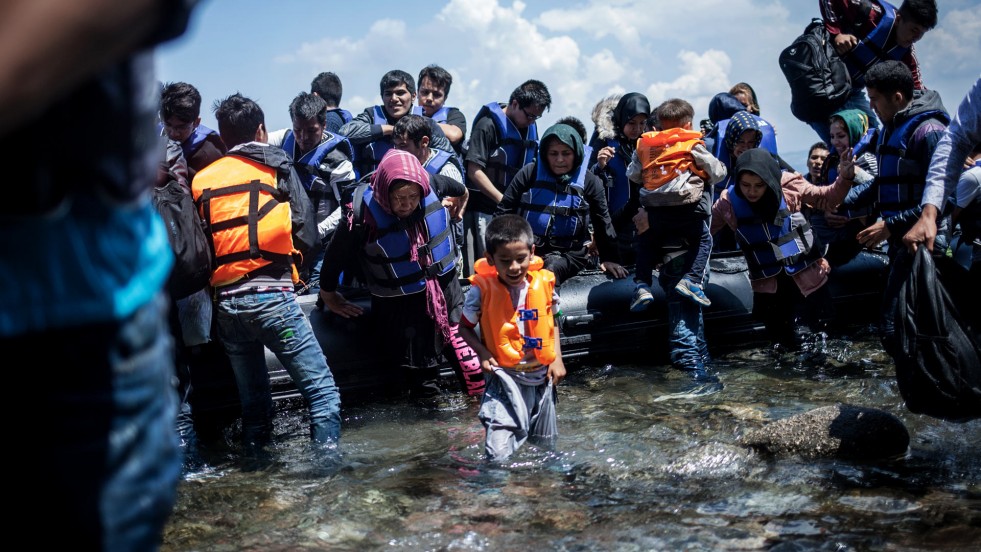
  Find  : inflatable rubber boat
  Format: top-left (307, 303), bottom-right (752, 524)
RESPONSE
top-left (248, 248), bottom-right (890, 406)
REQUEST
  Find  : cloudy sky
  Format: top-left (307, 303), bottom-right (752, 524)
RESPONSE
top-left (157, 0), bottom-right (980, 169)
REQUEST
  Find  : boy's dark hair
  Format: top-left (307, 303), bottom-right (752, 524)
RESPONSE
top-left (509, 79), bottom-right (552, 111)
top-left (160, 81), bottom-right (202, 122)
top-left (808, 141), bottom-right (830, 156)
top-left (289, 91), bottom-right (327, 126)
top-left (485, 214), bottom-right (535, 255)
top-left (214, 93), bottom-right (264, 149)
top-left (393, 114), bottom-right (432, 145)
top-left (417, 64), bottom-right (453, 96)
top-left (654, 99), bottom-right (695, 129)
top-left (556, 116), bottom-right (588, 142)
top-left (898, 0), bottom-right (938, 29)
top-left (645, 113), bottom-right (659, 132)
top-left (864, 60), bottom-right (915, 103)
top-left (379, 69), bottom-right (416, 96)
top-left (310, 72), bottom-right (343, 107)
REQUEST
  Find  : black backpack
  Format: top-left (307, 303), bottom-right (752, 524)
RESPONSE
top-left (779, 18), bottom-right (852, 123)
top-left (894, 247), bottom-right (981, 422)
top-left (152, 179), bottom-right (214, 300)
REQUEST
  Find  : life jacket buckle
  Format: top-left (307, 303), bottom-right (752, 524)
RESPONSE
top-left (522, 336), bottom-right (543, 350)
top-left (518, 308), bottom-right (538, 321)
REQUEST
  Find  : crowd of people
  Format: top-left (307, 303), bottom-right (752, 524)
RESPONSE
top-left (3, 0), bottom-right (978, 549)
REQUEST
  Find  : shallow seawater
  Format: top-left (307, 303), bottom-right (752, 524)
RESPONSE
top-left (162, 327), bottom-right (981, 551)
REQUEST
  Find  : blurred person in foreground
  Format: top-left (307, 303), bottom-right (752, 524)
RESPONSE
top-left (1, 0), bottom-right (199, 550)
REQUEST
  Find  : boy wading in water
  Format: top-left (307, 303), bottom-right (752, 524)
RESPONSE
top-left (459, 215), bottom-right (565, 462)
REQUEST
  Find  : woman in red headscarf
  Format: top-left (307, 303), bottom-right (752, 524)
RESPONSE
top-left (319, 149), bottom-right (466, 401)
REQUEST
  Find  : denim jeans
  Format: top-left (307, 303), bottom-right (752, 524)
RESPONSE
top-left (660, 247), bottom-right (710, 370)
top-left (806, 87), bottom-right (880, 146)
top-left (216, 290), bottom-right (341, 450)
top-left (636, 216), bottom-right (711, 288)
top-left (11, 293), bottom-right (181, 552)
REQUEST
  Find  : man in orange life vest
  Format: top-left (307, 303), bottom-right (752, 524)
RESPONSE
top-left (192, 93), bottom-right (341, 462)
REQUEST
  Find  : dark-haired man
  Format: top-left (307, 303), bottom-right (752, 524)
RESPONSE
top-left (414, 64), bottom-right (467, 157)
top-left (463, 79), bottom-right (552, 275)
top-left (160, 80), bottom-right (227, 180)
top-left (807, 0), bottom-right (939, 144)
top-left (269, 91), bottom-right (356, 294)
top-left (339, 69), bottom-right (453, 177)
top-left (845, 60), bottom-right (949, 357)
top-left (311, 71), bottom-right (352, 133)
top-left (193, 93), bottom-right (342, 462)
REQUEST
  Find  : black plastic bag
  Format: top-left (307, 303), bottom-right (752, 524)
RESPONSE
top-left (894, 247), bottom-right (981, 421)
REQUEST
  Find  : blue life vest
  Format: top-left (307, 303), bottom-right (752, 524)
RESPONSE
top-left (357, 185), bottom-right (457, 297)
top-left (843, 1), bottom-right (908, 87)
top-left (473, 102), bottom-right (539, 188)
top-left (421, 147), bottom-right (465, 178)
top-left (728, 183), bottom-right (819, 280)
top-left (519, 161), bottom-right (591, 251)
top-left (328, 108), bottom-right (353, 125)
top-left (862, 109), bottom-right (950, 218)
top-left (412, 105), bottom-right (452, 123)
top-left (182, 124), bottom-right (222, 160)
top-left (711, 116), bottom-right (780, 200)
top-left (366, 105), bottom-right (395, 169)
top-left (282, 130), bottom-right (355, 202)
top-left (600, 137), bottom-right (631, 215)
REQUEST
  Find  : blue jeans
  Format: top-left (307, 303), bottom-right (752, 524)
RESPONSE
top-left (216, 290), bottom-right (341, 450)
top-left (660, 247), bottom-right (710, 370)
top-left (11, 293), bottom-right (181, 551)
top-left (635, 216), bottom-right (711, 288)
top-left (806, 87), bottom-right (880, 146)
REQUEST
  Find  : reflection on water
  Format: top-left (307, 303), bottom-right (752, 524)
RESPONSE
top-left (163, 327), bottom-right (981, 551)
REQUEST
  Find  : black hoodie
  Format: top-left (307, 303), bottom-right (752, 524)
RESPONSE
top-left (732, 148), bottom-right (782, 223)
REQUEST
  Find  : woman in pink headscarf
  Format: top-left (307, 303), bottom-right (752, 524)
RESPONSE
top-left (319, 149), bottom-right (465, 402)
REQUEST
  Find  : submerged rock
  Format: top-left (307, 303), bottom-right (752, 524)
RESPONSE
top-left (740, 404), bottom-right (910, 460)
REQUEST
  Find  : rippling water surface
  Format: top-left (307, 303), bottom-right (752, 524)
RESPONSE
top-left (163, 327), bottom-right (981, 551)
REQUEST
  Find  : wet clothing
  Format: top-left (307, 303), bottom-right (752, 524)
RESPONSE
top-left (461, 257), bottom-right (560, 462)
top-left (194, 141), bottom-right (341, 450)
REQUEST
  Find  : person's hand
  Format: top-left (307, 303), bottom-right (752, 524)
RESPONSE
top-left (595, 146), bottom-right (615, 170)
top-left (824, 210), bottom-right (849, 228)
top-left (548, 358), bottom-right (567, 386)
top-left (442, 194), bottom-right (466, 221)
top-left (833, 33), bottom-right (858, 55)
top-left (586, 239), bottom-right (599, 258)
top-left (632, 207), bottom-right (649, 234)
top-left (480, 355), bottom-right (499, 374)
top-left (600, 261), bottom-right (628, 279)
top-left (838, 147), bottom-right (855, 181)
top-left (318, 289), bottom-right (364, 318)
top-left (902, 205), bottom-right (939, 252)
top-left (856, 220), bottom-right (890, 248)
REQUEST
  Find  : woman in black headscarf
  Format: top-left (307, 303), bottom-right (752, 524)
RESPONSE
top-left (497, 123), bottom-right (628, 286)
top-left (586, 92), bottom-right (651, 264)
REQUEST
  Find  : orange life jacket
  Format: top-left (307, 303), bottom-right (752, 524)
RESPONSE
top-left (636, 128), bottom-right (710, 191)
top-left (469, 256), bottom-right (557, 368)
top-left (192, 155), bottom-right (298, 287)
